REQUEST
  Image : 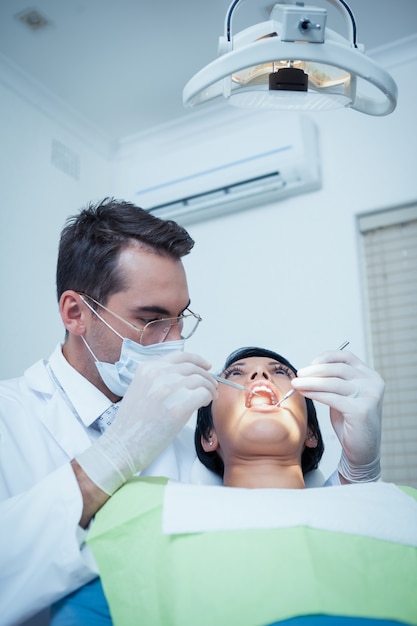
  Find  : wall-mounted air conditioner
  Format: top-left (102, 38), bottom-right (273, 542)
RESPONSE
top-left (134, 113), bottom-right (321, 225)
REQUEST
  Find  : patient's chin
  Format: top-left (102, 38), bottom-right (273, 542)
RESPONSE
top-left (235, 418), bottom-right (304, 456)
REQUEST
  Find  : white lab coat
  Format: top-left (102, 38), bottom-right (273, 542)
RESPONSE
top-left (0, 346), bottom-right (196, 626)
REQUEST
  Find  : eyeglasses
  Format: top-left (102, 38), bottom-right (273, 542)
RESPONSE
top-left (79, 293), bottom-right (202, 346)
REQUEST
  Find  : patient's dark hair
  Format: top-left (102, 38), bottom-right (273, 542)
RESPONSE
top-left (195, 346), bottom-right (324, 478)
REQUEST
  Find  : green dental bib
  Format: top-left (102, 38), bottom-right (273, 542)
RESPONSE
top-left (88, 477), bottom-right (417, 626)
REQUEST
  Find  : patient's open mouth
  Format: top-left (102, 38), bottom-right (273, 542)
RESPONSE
top-left (246, 383), bottom-right (278, 408)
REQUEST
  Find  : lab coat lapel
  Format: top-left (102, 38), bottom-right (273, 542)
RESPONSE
top-left (24, 359), bottom-right (92, 458)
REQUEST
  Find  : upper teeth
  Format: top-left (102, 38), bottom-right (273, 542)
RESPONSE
top-left (253, 385), bottom-right (273, 396)
top-left (248, 385), bottom-right (278, 405)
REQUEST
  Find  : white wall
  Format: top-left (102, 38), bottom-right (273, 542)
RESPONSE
top-left (114, 53), bottom-right (417, 371)
top-left (0, 82), bottom-right (113, 378)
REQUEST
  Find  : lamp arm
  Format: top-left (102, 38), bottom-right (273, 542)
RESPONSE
top-left (224, 0), bottom-right (357, 46)
top-left (225, 0), bottom-right (244, 42)
top-left (324, 0), bottom-right (357, 46)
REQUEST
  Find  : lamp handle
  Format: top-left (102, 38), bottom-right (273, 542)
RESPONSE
top-left (224, 0), bottom-right (357, 46)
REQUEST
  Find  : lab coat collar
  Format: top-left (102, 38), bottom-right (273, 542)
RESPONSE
top-left (22, 345), bottom-right (103, 458)
top-left (47, 343), bottom-right (114, 428)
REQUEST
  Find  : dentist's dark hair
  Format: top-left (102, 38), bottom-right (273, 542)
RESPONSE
top-left (56, 197), bottom-right (194, 305)
top-left (195, 346), bottom-right (324, 478)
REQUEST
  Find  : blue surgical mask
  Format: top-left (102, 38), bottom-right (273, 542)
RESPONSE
top-left (82, 335), bottom-right (185, 397)
top-left (80, 298), bottom-right (185, 397)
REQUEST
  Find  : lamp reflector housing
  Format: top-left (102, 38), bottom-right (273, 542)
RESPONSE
top-left (183, 1), bottom-right (397, 116)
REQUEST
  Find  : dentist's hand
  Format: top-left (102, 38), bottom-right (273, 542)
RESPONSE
top-left (292, 349), bottom-right (384, 483)
top-left (75, 351), bottom-right (218, 495)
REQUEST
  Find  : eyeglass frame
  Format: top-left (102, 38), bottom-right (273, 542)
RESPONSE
top-left (77, 292), bottom-right (202, 345)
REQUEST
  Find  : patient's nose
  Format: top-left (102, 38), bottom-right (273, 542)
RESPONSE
top-left (250, 367), bottom-right (270, 381)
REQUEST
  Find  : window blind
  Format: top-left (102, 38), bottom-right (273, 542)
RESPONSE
top-left (359, 205), bottom-right (417, 488)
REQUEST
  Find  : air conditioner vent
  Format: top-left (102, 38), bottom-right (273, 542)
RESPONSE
top-left (149, 171), bottom-right (285, 219)
top-left (134, 114), bottom-right (321, 225)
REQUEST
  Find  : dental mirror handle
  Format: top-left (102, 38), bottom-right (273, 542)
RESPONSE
top-left (210, 373), bottom-right (260, 395)
top-left (275, 388), bottom-right (296, 407)
top-left (276, 341), bottom-right (350, 407)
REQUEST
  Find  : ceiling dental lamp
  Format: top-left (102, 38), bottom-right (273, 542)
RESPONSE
top-left (183, 0), bottom-right (398, 116)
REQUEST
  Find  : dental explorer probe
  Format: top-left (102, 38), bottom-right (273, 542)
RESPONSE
top-left (275, 340), bottom-right (350, 407)
top-left (210, 373), bottom-right (262, 396)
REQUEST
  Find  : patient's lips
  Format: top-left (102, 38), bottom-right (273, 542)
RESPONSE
top-left (245, 381), bottom-right (279, 408)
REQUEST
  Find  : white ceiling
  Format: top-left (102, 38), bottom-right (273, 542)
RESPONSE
top-left (1, 0), bottom-right (416, 145)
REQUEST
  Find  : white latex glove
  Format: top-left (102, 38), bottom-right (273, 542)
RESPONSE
top-left (76, 351), bottom-right (217, 495)
top-left (292, 349), bottom-right (385, 483)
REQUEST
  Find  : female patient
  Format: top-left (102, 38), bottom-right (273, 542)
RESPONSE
top-left (194, 345), bottom-right (324, 490)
